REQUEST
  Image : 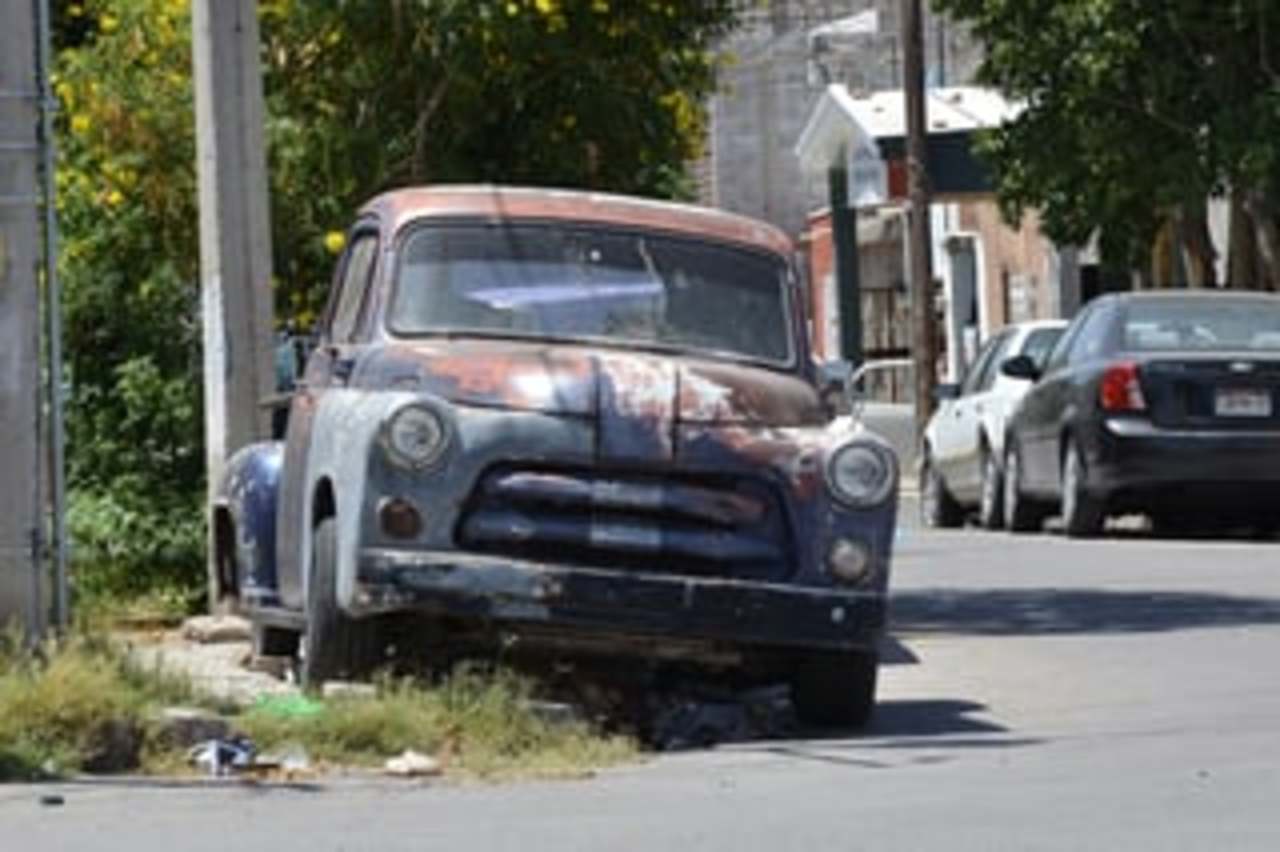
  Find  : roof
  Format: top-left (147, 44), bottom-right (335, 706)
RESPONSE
top-left (1106, 289), bottom-right (1280, 303)
top-left (795, 84), bottom-right (1023, 175)
top-left (361, 185), bottom-right (793, 256)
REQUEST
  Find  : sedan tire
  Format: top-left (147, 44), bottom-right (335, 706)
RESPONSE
top-left (977, 448), bottom-right (1004, 530)
top-left (920, 451), bottom-right (964, 529)
top-left (1061, 439), bottom-right (1105, 538)
top-left (1003, 441), bottom-right (1049, 533)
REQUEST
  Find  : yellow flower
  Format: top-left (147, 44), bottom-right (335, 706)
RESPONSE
top-left (505, 2), bottom-right (519, 16)
top-left (105, 189), bottom-right (124, 207)
top-left (534, 0), bottom-right (556, 14)
top-left (70, 113), bottom-right (91, 135)
top-left (323, 231), bottom-right (346, 254)
top-left (100, 14), bottom-right (119, 33)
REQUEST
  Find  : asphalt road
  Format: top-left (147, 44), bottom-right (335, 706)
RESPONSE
top-left (7, 515), bottom-right (1280, 851)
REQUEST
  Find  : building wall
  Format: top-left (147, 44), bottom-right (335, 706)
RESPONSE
top-left (805, 198), bottom-right (1058, 364)
top-left (805, 208), bottom-right (908, 361)
top-left (958, 201), bottom-right (1057, 331)
top-left (705, 0), bottom-right (983, 236)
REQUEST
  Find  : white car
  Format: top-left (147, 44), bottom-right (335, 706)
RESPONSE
top-left (847, 358), bottom-right (916, 477)
top-left (920, 320), bottom-right (1067, 529)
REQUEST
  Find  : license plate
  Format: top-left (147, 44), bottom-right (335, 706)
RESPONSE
top-left (1214, 388), bottom-right (1272, 417)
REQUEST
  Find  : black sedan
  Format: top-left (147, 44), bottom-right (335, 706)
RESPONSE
top-left (1000, 291), bottom-right (1280, 537)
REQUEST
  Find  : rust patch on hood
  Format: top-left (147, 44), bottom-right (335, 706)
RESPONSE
top-left (356, 340), bottom-right (823, 427)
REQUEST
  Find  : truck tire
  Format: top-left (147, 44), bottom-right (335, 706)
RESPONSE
top-left (790, 650), bottom-right (878, 729)
top-left (301, 517), bottom-right (382, 688)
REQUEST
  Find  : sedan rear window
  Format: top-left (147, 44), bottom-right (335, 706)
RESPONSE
top-left (1123, 297), bottom-right (1280, 352)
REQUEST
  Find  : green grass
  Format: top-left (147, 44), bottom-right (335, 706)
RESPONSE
top-left (0, 630), bottom-right (149, 780)
top-left (0, 629), bottom-right (635, 781)
top-left (239, 667), bottom-right (635, 778)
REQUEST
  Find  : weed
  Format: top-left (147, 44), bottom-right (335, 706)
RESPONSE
top-left (0, 633), bottom-right (635, 782)
top-left (238, 667), bottom-right (636, 778)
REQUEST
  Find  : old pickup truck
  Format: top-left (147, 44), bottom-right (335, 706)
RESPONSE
top-left (212, 186), bottom-right (899, 727)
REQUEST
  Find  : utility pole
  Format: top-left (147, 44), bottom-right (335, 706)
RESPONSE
top-left (0, 2), bottom-right (45, 637)
top-left (901, 0), bottom-right (938, 431)
top-left (192, 0), bottom-right (275, 609)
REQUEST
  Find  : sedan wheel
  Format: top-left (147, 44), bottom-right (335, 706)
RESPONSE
top-left (1061, 439), bottom-right (1105, 538)
top-left (920, 452), bottom-right (963, 528)
top-left (1003, 442), bottom-right (1047, 533)
top-left (978, 449), bottom-right (1004, 530)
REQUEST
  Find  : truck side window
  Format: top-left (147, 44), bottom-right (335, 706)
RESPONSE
top-left (329, 232), bottom-right (378, 343)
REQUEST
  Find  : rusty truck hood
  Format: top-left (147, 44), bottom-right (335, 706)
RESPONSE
top-left (357, 339), bottom-right (823, 427)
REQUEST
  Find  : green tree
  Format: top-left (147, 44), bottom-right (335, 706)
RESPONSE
top-left (54, 0), bottom-right (738, 605)
top-left (934, 0), bottom-right (1280, 287)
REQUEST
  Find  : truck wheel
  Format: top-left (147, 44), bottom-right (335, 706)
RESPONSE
top-left (301, 517), bottom-right (381, 688)
top-left (790, 650), bottom-right (878, 729)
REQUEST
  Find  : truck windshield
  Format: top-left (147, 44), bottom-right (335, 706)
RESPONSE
top-left (388, 223), bottom-right (793, 365)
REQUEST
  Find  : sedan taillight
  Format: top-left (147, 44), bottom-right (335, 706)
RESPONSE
top-left (1100, 362), bottom-right (1147, 412)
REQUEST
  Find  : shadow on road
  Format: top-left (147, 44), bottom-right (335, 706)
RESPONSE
top-left (736, 699), bottom-right (1037, 766)
top-left (866, 699), bottom-right (1008, 739)
top-left (891, 588), bottom-right (1280, 636)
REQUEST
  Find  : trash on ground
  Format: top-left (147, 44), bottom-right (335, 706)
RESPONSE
top-left (321, 681), bottom-right (377, 700)
top-left (251, 744), bottom-right (313, 780)
top-left (646, 683), bottom-right (794, 751)
top-left (189, 737), bottom-right (256, 777)
top-left (522, 699), bottom-right (583, 728)
top-left (384, 749), bottom-right (443, 778)
top-left (252, 693), bottom-right (324, 719)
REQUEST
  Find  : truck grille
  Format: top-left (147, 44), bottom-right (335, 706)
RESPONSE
top-left (456, 465), bottom-right (794, 581)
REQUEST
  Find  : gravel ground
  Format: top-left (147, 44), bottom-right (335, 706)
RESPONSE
top-left (125, 628), bottom-right (298, 706)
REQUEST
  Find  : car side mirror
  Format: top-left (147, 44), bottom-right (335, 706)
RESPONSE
top-left (274, 332), bottom-right (317, 392)
top-left (1000, 354), bottom-right (1040, 382)
top-left (932, 382), bottom-right (960, 402)
top-left (818, 360), bottom-right (854, 416)
top-left (260, 333), bottom-right (317, 439)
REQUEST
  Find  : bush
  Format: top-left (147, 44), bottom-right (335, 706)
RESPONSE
top-left (54, 0), bottom-right (738, 609)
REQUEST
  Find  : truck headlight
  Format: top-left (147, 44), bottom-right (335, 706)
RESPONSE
top-left (826, 441), bottom-right (896, 508)
top-left (382, 403), bottom-right (449, 470)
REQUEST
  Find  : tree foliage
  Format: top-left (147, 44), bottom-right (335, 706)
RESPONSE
top-left (54, 0), bottom-right (738, 602)
top-left (935, 0), bottom-right (1280, 282)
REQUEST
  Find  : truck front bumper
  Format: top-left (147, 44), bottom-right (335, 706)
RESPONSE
top-left (354, 548), bottom-right (885, 653)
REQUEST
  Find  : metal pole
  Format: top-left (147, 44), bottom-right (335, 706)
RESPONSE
top-left (828, 165), bottom-right (864, 369)
top-left (35, 0), bottom-right (67, 631)
top-left (0, 2), bottom-right (45, 639)
top-left (901, 0), bottom-right (938, 431)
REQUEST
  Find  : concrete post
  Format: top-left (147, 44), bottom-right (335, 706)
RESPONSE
top-left (0, 4), bottom-right (44, 635)
top-left (192, 0), bottom-right (275, 609)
